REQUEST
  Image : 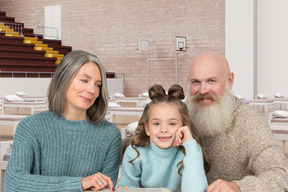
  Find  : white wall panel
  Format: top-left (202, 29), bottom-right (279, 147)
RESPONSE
top-left (225, 0), bottom-right (256, 99)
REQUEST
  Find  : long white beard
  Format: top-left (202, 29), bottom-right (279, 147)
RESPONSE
top-left (185, 89), bottom-right (234, 137)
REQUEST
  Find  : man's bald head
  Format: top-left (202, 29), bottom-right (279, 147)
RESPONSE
top-left (190, 51), bottom-right (231, 80)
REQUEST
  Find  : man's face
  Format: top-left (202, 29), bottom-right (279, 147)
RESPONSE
top-left (188, 54), bottom-right (233, 107)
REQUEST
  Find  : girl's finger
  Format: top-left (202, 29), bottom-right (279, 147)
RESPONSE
top-left (173, 134), bottom-right (180, 146)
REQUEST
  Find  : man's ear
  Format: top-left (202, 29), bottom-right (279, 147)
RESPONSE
top-left (228, 72), bottom-right (234, 90)
top-left (144, 123), bottom-right (150, 136)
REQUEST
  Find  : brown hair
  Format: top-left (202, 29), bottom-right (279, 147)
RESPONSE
top-left (127, 84), bottom-right (211, 175)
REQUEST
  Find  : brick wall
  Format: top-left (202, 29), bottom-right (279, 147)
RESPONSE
top-left (0, 0), bottom-right (225, 96)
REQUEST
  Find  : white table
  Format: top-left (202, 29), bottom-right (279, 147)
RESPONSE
top-left (112, 97), bottom-right (150, 108)
top-left (0, 115), bottom-right (26, 135)
top-left (3, 101), bottom-right (48, 115)
top-left (0, 141), bottom-right (12, 192)
top-left (244, 99), bottom-right (274, 113)
top-left (19, 96), bottom-right (47, 102)
top-left (268, 113), bottom-right (288, 141)
top-left (106, 107), bottom-right (144, 123)
top-left (273, 98), bottom-right (288, 110)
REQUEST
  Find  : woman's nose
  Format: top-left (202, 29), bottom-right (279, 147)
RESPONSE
top-left (87, 83), bottom-right (96, 94)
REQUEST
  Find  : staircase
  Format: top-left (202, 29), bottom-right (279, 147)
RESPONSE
top-left (0, 11), bottom-right (72, 78)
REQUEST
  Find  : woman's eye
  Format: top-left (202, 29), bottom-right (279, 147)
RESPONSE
top-left (80, 79), bottom-right (88, 83)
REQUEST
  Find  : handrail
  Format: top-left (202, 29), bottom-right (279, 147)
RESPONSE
top-left (0, 71), bottom-right (54, 78)
top-left (34, 26), bottom-right (59, 40)
top-left (0, 71), bottom-right (121, 79)
top-left (0, 22), bottom-right (23, 36)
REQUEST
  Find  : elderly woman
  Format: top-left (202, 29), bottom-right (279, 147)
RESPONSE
top-left (4, 50), bottom-right (121, 192)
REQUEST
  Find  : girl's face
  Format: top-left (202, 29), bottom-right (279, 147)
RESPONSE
top-left (145, 103), bottom-right (183, 149)
top-left (64, 62), bottom-right (102, 118)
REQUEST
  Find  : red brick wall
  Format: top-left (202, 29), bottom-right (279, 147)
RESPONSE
top-left (0, 0), bottom-right (225, 96)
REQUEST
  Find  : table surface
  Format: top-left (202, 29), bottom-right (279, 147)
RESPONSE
top-left (85, 188), bottom-right (171, 192)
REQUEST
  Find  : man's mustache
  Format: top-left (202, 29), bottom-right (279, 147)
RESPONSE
top-left (193, 92), bottom-right (217, 102)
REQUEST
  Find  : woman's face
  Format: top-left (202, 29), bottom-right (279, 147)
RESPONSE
top-left (65, 62), bottom-right (102, 117)
top-left (145, 103), bottom-right (183, 149)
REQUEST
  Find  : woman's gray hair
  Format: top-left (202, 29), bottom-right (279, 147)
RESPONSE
top-left (47, 50), bottom-right (108, 123)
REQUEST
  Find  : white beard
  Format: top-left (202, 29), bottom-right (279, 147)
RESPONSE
top-left (185, 88), bottom-right (234, 137)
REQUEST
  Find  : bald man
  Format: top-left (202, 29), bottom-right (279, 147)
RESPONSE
top-left (185, 51), bottom-right (288, 192)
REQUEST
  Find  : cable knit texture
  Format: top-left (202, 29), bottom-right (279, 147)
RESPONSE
top-left (4, 110), bottom-right (121, 192)
top-left (203, 98), bottom-right (288, 192)
top-left (118, 139), bottom-right (208, 192)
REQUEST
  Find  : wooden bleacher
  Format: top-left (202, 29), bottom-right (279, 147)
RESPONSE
top-left (0, 10), bottom-right (72, 77)
top-left (0, 10), bottom-right (116, 78)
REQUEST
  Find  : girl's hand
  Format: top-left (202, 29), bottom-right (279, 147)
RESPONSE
top-left (117, 185), bottom-right (129, 189)
top-left (173, 126), bottom-right (193, 147)
top-left (81, 172), bottom-right (114, 191)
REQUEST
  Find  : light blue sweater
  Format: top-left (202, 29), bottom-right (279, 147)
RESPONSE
top-left (4, 110), bottom-right (121, 192)
top-left (118, 139), bottom-right (208, 192)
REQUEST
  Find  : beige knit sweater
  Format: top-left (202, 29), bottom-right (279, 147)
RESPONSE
top-left (201, 98), bottom-right (288, 192)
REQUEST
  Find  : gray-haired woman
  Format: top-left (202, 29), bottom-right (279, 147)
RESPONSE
top-left (4, 50), bottom-right (121, 192)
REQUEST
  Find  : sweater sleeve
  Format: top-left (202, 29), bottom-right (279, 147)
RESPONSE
top-left (232, 114), bottom-right (288, 192)
top-left (181, 139), bottom-right (208, 192)
top-left (101, 123), bottom-right (122, 186)
top-left (117, 145), bottom-right (142, 188)
top-left (4, 119), bottom-right (83, 192)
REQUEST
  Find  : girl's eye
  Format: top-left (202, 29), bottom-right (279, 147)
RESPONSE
top-left (153, 122), bottom-right (160, 126)
top-left (169, 122), bottom-right (176, 126)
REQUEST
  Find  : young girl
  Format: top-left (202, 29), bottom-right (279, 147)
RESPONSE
top-left (118, 84), bottom-right (210, 192)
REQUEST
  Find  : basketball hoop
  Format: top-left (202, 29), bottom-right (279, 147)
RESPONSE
top-left (175, 36), bottom-right (187, 51)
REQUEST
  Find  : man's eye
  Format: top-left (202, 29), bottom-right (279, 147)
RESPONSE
top-left (209, 80), bottom-right (216, 83)
top-left (191, 80), bottom-right (200, 84)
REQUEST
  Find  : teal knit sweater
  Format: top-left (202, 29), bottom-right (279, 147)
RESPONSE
top-left (4, 110), bottom-right (121, 192)
top-left (118, 139), bottom-right (208, 192)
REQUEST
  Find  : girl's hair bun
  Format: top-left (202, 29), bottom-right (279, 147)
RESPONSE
top-left (148, 84), bottom-right (166, 100)
top-left (148, 84), bottom-right (184, 101)
top-left (168, 84), bottom-right (185, 100)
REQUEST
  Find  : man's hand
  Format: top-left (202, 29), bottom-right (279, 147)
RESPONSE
top-left (207, 179), bottom-right (240, 192)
